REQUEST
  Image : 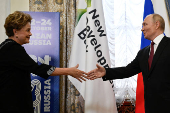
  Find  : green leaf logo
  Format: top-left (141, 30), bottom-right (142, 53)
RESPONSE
top-left (76, 0), bottom-right (92, 26)
top-left (86, 0), bottom-right (91, 7)
top-left (76, 9), bottom-right (87, 26)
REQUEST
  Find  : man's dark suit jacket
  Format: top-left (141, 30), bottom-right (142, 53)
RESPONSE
top-left (103, 36), bottom-right (170, 113)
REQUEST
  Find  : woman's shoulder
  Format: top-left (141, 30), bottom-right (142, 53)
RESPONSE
top-left (0, 39), bottom-right (24, 52)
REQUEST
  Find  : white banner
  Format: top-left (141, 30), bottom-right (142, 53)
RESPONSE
top-left (69, 0), bottom-right (117, 113)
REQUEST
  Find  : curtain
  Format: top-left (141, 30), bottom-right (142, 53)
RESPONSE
top-left (165, 0), bottom-right (170, 20)
top-left (103, 0), bottom-right (144, 104)
top-left (29, 0), bottom-right (147, 112)
top-left (29, 0), bottom-right (84, 113)
top-left (0, 0), bottom-right (10, 43)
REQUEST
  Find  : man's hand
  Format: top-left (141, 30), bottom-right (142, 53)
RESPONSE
top-left (87, 64), bottom-right (106, 80)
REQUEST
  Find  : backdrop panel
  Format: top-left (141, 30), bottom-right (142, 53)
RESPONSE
top-left (24, 12), bottom-right (60, 113)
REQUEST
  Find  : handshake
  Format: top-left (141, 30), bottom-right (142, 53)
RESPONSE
top-left (69, 64), bottom-right (106, 82)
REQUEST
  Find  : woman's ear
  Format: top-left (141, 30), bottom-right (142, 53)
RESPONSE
top-left (13, 29), bottom-right (18, 38)
top-left (13, 29), bottom-right (16, 34)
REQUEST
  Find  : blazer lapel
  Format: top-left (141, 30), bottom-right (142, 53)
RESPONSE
top-left (149, 36), bottom-right (169, 75)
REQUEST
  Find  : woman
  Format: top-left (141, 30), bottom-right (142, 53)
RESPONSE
top-left (0, 11), bottom-right (87, 113)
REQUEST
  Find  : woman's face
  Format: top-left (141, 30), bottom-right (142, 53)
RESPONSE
top-left (15, 22), bottom-right (32, 45)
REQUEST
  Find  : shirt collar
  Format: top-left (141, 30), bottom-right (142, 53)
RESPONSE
top-left (153, 34), bottom-right (164, 45)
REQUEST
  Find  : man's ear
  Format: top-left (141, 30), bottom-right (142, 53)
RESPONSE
top-left (155, 21), bottom-right (160, 30)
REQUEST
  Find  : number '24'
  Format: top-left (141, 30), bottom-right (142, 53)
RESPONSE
top-left (31, 19), bottom-right (52, 26)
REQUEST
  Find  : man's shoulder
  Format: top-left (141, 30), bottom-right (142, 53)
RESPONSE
top-left (165, 37), bottom-right (170, 42)
top-left (161, 36), bottom-right (170, 44)
top-left (163, 36), bottom-right (170, 40)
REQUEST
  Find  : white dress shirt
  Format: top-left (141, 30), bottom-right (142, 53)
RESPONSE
top-left (151, 34), bottom-right (164, 54)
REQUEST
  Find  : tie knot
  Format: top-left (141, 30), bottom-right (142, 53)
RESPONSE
top-left (151, 41), bottom-right (154, 45)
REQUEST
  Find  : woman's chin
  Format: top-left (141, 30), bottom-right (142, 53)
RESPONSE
top-left (27, 39), bottom-right (30, 43)
top-left (24, 40), bottom-right (30, 44)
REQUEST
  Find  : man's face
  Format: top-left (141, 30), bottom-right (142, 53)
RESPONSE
top-left (141, 15), bottom-right (156, 40)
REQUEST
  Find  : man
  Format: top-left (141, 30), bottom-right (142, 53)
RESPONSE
top-left (88, 14), bottom-right (170, 113)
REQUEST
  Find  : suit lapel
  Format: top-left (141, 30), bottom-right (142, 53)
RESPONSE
top-left (143, 46), bottom-right (150, 75)
top-left (149, 36), bottom-right (169, 75)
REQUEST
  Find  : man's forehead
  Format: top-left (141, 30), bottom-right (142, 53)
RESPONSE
top-left (143, 15), bottom-right (153, 23)
top-left (145, 15), bottom-right (152, 21)
top-left (142, 19), bottom-right (147, 24)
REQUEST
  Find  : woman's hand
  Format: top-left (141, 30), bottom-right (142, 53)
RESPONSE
top-left (69, 64), bottom-right (88, 82)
